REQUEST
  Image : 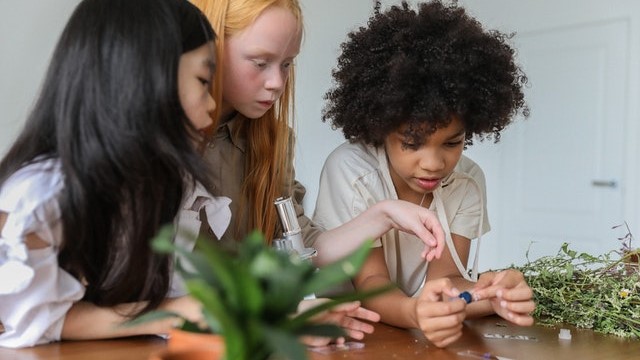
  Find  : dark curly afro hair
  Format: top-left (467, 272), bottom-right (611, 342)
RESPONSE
top-left (323, 0), bottom-right (529, 147)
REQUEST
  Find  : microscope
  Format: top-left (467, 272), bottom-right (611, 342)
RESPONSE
top-left (272, 196), bottom-right (317, 261)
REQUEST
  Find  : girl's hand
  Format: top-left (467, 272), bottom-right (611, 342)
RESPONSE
top-left (472, 270), bottom-right (535, 326)
top-left (297, 299), bottom-right (380, 347)
top-left (160, 295), bottom-right (204, 327)
top-left (381, 200), bottom-right (445, 261)
top-left (415, 278), bottom-right (466, 348)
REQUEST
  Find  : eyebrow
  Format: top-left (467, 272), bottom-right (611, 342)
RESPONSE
top-left (246, 46), bottom-right (299, 60)
top-left (448, 129), bottom-right (466, 139)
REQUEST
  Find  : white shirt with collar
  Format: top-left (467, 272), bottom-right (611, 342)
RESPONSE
top-left (0, 158), bottom-right (230, 348)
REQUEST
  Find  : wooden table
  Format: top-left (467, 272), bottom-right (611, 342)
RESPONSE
top-left (1, 316), bottom-right (638, 360)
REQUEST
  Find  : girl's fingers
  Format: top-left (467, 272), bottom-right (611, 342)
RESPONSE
top-left (500, 298), bottom-right (536, 314)
top-left (420, 318), bottom-right (464, 348)
top-left (348, 306), bottom-right (380, 322)
top-left (419, 278), bottom-right (460, 302)
top-left (413, 210), bottom-right (445, 260)
top-left (339, 316), bottom-right (375, 335)
top-left (428, 330), bottom-right (464, 348)
top-left (500, 285), bottom-right (534, 301)
top-left (330, 301), bottom-right (361, 313)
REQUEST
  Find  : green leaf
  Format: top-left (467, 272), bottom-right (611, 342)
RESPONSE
top-left (250, 251), bottom-right (281, 278)
top-left (180, 319), bottom-right (208, 333)
top-left (260, 270), bottom-right (306, 317)
top-left (262, 325), bottom-right (308, 360)
top-left (294, 323), bottom-right (345, 338)
top-left (302, 239), bottom-right (373, 295)
top-left (578, 252), bottom-right (598, 262)
top-left (122, 310), bottom-right (181, 328)
top-left (150, 226), bottom-right (178, 252)
top-left (151, 226), bottom-right (232, 294)
top-left (561, 242), bottom-right (577, 258)
top-left (174, 252), bottom-right (220, 287)
top-left (240, 230), bottom-right (267, 259)
top-left (187, 234), bottom-right (242, 310)
top-left (234, 264), bottom-right (265, 316)
top-left (186, 279), bottom-right (246, 360)
top-left (564, 263), bottom-right (574, 279)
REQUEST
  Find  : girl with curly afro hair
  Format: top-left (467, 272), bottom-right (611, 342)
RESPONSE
top-left (313, 0), bottom-right (535, 348)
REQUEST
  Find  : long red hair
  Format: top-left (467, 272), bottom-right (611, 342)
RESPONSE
top-left (192, 0), bottom-right (303, 244)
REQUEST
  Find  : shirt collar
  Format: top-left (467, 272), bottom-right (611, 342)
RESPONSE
top-left (215, 112), bottom-right (247, 153)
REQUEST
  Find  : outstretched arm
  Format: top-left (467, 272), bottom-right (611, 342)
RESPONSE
top-left (61, 296), bottom-right (202, 340)
top-left (311, 199), bottom-right (445, 266)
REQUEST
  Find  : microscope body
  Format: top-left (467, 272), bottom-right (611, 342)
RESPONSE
top-left (272, 197), bottom-right (317, 261)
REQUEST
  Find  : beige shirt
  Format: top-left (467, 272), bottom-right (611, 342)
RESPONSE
top-left (313, 142), bottom-right (490, 296)
top-left (201, 113), bottom-right (323, 245)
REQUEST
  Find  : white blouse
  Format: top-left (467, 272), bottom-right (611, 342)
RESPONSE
top-left (0, 159), bottom-right (231, 348)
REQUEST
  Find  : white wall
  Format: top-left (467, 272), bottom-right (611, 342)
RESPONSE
top-left (454, 0), bottom-right (640, 269)
top-left (0, 0), bottom-right (81, 155)
top-left (295, 0), bottom-right (375, 215)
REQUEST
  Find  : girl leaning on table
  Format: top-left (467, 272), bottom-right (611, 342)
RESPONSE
top-left (0, 0), bottom-right (400, 348)
top-left (313, 0), bottom-right (537, 348)
top-left (0, 0), bottom-right (224, 348)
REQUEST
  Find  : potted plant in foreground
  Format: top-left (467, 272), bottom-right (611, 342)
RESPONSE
top-left (131, 226), bottom-right (388, 360)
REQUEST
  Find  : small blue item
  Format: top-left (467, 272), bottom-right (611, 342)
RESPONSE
top-left (458, 291), bottom-right (472, 304)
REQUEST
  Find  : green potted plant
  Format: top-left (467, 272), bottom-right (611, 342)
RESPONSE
top-left (132, 226), bottom-right (388, 360)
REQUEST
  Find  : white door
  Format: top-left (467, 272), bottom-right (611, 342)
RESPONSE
top-left (458, 0), bottom-right (640, 268)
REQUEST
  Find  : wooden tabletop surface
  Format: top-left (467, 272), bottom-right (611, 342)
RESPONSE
top-left (1, 316), bottom-right (638, 360)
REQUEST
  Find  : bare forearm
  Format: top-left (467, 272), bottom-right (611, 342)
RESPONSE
top-left (312, 199), bottom-right (444, 267)
top-left (61, 301), bottom-right (177, 340)
top-left (60, 296), bottom-right (201, 340)
top-left (357, 276), bottom-right (419, 329)
top-left (312, 202), bottom-right (393, 266)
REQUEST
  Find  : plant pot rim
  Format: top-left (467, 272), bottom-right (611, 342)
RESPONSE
top-left (167, 328), bottom-right (225, 353)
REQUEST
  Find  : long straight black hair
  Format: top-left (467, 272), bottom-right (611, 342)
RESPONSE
top-left (0, 0), bottom-right (216, 314)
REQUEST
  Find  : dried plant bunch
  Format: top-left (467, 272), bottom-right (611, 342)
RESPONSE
top-left (507, 225), bottom-right (639, 338)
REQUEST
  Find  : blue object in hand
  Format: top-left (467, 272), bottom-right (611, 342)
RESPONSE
top-left (458, 291), bottom-right (472, 304)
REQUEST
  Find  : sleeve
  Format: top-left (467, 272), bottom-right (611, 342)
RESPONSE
top-left (0, 166), bottom-right (85, 348)
top-left (289, 178), bottom-right (324, 248)
top-left (311, 145), bottom-right (371, 243)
